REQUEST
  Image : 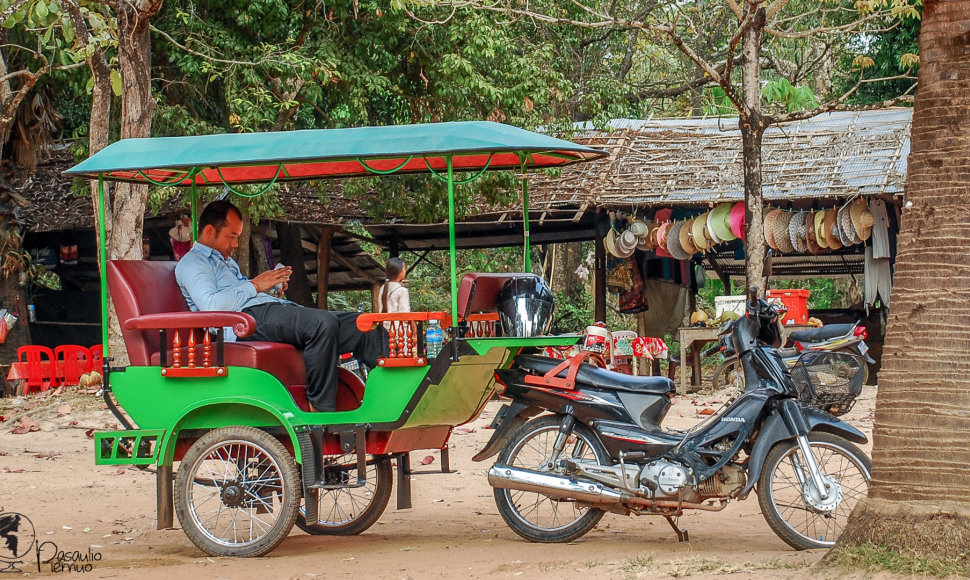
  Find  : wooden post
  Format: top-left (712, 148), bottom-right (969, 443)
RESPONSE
top-left (594, 225), bottom-right (606, 323)
top-left (317, 226), bottom-right (333, 309)
top-left (156, 464), bottom-right (173, 529)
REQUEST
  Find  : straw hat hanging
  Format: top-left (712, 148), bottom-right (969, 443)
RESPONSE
top-left (666, 221), bottom-right (691, 260)
top-left (680, 218), bottom-right (699, 255)
top-left (814, 210), bottom-right (830, 250)
top-left (788, 212), bottom-right (808, 254)
top-left (691, 213), bottom-right (710, 251)
top-left (849, 197), bottom-right (875, 242)
top-left (823, 209), bottom-right (843, 250)
top-left (805, 211), bottom-right (822, 254)
top-left (773, 211), bottom-right (796, 253)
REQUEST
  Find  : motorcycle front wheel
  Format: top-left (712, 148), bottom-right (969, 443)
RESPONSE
top-left (757, 432), bottom-right (871, 550)
top-left (493, 415), bottom-right (610, 543)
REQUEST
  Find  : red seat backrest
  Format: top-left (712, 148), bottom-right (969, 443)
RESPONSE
top-left (107, 260), bottom-right (189, 366)
top-left (456, 272), bottom-right (542, 319)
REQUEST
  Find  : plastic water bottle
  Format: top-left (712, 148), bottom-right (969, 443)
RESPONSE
top-left (426, 320), bottom-right (444, 360)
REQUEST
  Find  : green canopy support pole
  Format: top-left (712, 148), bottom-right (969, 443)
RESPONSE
top-left (447, 156), bottom-right (458, 329)
top-left (190, 181), bottom-right (199, 240)
top-left (520, 158), bottom-right (531, 272)
top-left (98, 175), bottom-right (109, 358)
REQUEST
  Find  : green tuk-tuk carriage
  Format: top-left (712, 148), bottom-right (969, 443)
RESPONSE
top-left (64, 122), bottom-right (606, 557)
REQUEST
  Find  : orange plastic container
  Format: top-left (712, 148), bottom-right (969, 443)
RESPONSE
top-left (766, 289), bottom-right (810, 325)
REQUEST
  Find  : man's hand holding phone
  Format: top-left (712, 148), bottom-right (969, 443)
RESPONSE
top-left (251, 264), bottom-right (291, 297)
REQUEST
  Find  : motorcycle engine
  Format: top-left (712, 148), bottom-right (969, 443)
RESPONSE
top-left (639, 460), bottom-right (690, 497)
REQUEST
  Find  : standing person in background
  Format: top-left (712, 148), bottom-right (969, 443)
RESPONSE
top-left (380, 257), bottom-right (410, 314)
top-left (169, 214), bottom-right (192, 261)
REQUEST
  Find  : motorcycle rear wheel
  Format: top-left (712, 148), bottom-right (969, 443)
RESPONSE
top-left (712, 356), bottom-right (744, 393)
top-left (757, 432), bottom-right (871, 550)
top-left (493, 415), bottom-right (609, 543)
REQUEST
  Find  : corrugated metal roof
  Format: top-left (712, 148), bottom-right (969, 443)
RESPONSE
top-left (530, 108), bottom-right (911, 208)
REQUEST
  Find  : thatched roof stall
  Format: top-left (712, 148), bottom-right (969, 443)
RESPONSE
top-left (526, 109), bottom-right (911, 280)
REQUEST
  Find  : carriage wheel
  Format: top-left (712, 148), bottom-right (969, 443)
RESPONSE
top-left (174, 426), bottom-right (300, 557)
top-left (296, 453), bottom-right (392, 535)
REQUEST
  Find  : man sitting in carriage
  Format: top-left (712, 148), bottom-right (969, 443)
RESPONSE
top-left (175, 200), bottom-right (383, 412)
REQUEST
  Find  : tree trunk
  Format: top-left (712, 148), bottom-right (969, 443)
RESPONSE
top-left (547, 242), bottom-right (583, 299)
top-left (740, 4), bottom-right (767, 295)
top-left (276, 222), bottom-right (313, 306)
top-left (95, 0), bottom-right (162, 364)
top-left (837, 0), bottom-right (970, 564)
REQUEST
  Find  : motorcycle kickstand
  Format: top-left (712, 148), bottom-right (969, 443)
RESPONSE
top-left (664, 515), bottom-right (689, 543)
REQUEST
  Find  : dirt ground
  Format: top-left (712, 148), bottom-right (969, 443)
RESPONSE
top-left (0, 384), bottom-right (889, 579)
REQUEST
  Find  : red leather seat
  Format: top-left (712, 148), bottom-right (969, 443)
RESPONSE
top-left (107, 260), bottom-right (306, 388)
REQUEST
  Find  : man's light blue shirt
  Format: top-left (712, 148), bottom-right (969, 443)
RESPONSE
top-left (175, 242), bottom-right (282, 341)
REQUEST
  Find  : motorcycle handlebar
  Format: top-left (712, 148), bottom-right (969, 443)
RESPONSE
top-left (747, 286), bottom-right (759, 310)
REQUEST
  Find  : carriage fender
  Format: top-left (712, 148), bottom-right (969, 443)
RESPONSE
top-left (740, 404), bottom-right (868, 495)
top-left (157, 397), bottom-right (303, 465)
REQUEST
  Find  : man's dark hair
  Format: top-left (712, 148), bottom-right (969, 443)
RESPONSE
top-left (199, 200), bottom-right (242, 232)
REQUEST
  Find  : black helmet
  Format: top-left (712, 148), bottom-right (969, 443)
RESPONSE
top-left (497, 275), bottom-right (555, 337)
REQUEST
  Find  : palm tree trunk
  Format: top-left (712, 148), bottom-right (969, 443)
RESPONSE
top-left (837, 0), bottom-right (970, 564)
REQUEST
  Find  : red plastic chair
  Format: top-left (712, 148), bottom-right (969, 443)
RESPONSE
top-left (17, 345), bottom-right (56, 395)
top-left (53, 345), bottom-right (92, 387)
top-left (90, 344), bottom-right (104, 374)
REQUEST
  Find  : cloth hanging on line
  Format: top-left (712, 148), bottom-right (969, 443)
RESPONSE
top-left (864, 245), bottom-right (892, 307)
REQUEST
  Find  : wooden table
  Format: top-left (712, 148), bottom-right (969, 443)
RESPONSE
top-left (678, 326), bottom-right (720, 394)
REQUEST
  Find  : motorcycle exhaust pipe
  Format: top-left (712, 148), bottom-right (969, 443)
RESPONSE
top-left (488, 464), bottom-right (626, 505)
top-left (488, 464), bottom-right (731, 512)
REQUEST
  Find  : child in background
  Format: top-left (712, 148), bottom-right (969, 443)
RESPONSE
top-left (380, 257), bottom-right (410, 313)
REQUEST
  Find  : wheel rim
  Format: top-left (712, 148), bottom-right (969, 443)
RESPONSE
top-left (299, 454), bottom-right (380, 527)
top-left (767, 441), bottom-right (869, 547)
top-left (500, 424), bottom-right (600, 532)
top-left (185, 438), bottom-right (288, 548)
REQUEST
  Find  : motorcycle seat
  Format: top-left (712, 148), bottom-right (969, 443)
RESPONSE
top-left (515, 355), bottom-right (676, 395)
top-left (787, 323), bottom-right (856, 343)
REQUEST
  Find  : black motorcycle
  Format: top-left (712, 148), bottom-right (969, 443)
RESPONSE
top-left (474, 288), bottom-right (871, 550)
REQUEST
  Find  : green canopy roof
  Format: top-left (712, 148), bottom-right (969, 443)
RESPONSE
top-left (64, 121), bottom-right (607, 185)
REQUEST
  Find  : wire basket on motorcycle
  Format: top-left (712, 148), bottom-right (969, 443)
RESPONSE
top-left (789, 351), bottom-right (865, 416)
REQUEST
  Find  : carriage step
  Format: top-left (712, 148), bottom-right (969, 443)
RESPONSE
top-left (94, 429), bottom-right (165, 465)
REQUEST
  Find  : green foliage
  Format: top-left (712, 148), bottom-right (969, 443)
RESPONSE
top-left (550, 289), bottom-right (591, 334)
top-left (761, 78), bottom-right (819, 113)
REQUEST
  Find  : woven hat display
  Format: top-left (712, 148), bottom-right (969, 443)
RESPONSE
top-left (680, 218), bottom-right (699, 255)
top-left (788, 212), bottom-right (808, 253)
top-left (710, 203), bottom-right (736, 241)
top-left (614, 229), bottom-right (637, 258)
top-left (773, 211), bottom-right (796, 253)
top-left (823, 209), bottom-right (843, 250)
top-left (604, 228), bottom-right (618, 256)
top-left (629, 219), bottom-right (649, 238)
top-left (849, 197), bottom-right (875, 242)
top-left (707, 211), bottom-right (723, 245)
top-left (691, 213), bottom-right (710, 250)
top-left (805, 211), bottom-right (822, 254)
top-left (638, 221), bottom-right (657, 251)
top-left (814, 210), bottom-right (830, 250)
top-left (666, 221), bottom-right (691, 260)
top-left (763, 209), bottom-right (780, 249)
top-left (730, 202), bottom-right (746, 241)
top-left (655, 222), bottom-right (673, 258)
top-left (837, 204), bottom-right (860, 246)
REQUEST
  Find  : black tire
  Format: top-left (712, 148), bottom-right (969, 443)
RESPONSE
top-left (174, 426), bottom-right (300, 557)
top-left (712, 356), bottom-right (744, 392)
top-left (295, 454), bottom-right (392, 535)
top-left (493, 415), bottom-right (610, 543)
top-left (757, 432), bottom-right (871, 550)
